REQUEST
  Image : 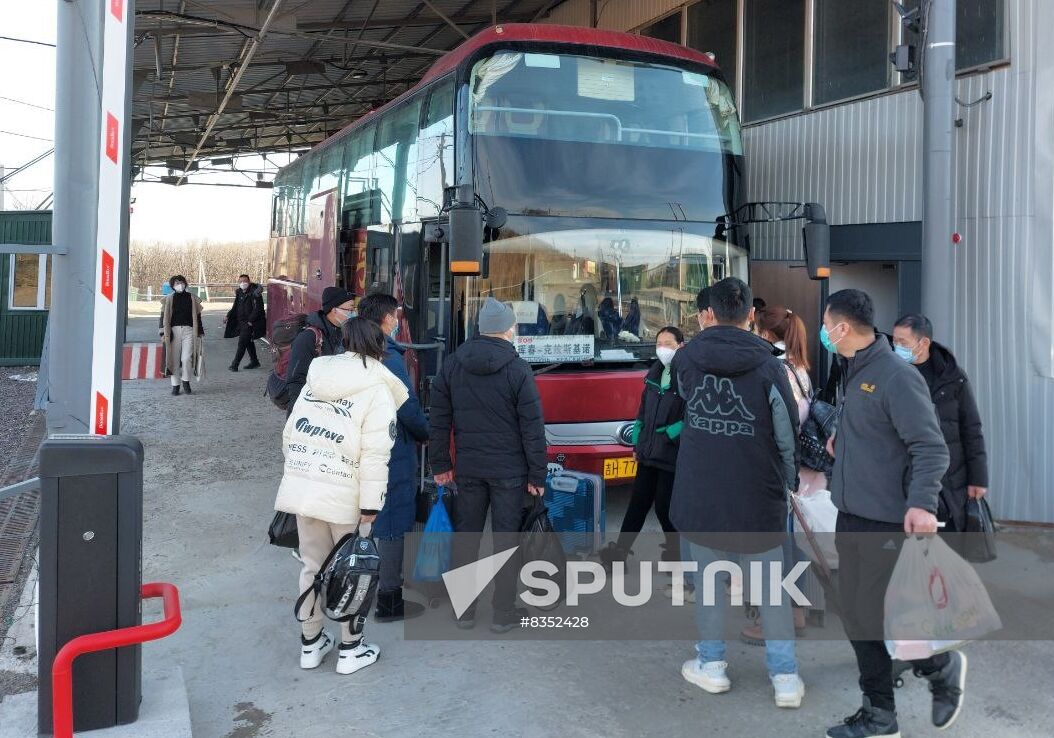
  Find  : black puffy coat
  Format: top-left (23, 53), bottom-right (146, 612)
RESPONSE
top-left (428, 336), bottom-right (548, 487)
top-left (921, 343), bottom-right (988, 530)
top-left (224, 283), bottom-right (265, 340)
top-left (284, 311), bottom-right (344, 414)
top-left (633, 360), bottom-right (685, 472)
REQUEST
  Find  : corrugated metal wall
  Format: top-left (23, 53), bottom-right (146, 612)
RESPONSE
top-left (0, 211), bottom-right (52, 366)
top-left (548, 0), bottom-right (684, 31)
top-left (547, 0), bottom-right (1054, 522)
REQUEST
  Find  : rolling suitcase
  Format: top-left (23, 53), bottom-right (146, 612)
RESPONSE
top-left (544, 470), bottom-right (605, 555)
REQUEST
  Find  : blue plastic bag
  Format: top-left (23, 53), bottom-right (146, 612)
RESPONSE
top-left (413, 486), bottom-right (454, 582)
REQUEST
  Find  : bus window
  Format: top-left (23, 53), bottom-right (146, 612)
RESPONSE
top-left (316, 144), bottom-right (342, 195)
top-left (342, 123), bottom-right (378, 226)
top-left (417, 80), bottom-right (454, 220)
top-left (366, 232), bottom-right (393, 293)
top-left (375, 97), bottom-right (422, 224)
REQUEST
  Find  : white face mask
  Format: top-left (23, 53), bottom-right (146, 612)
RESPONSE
top-left (656, 346), bottom-right (677, 366)
top-left (239, 282), bottom-right (249, 291)
top-left (174, 283), bottom-right (186, 293)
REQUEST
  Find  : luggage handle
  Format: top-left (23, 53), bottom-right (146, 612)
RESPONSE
top-left (549, 475), bottom-right (580, 492)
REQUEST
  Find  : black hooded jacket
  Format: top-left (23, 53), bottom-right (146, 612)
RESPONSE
top-left (669, 326), bottom-right (800, 548)
top-left (918, 342), bottom-right (988, 530)
top-left (428, 336), bottom-right (548, 486)
top-left (284, 311), bottom-right (344, 415)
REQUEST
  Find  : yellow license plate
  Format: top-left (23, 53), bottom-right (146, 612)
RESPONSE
top-left (603, 457), bottom-right (637, 480)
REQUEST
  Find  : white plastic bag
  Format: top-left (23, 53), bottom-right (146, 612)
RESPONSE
top-left (792, 490), bottom-right (839, 570)
top-left (884, 535), bottom-right (1002, 660)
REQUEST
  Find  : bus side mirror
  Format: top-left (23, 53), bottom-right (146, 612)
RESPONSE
top-left (803, 203), bottom-right (830, 280)
top-left (448, 186), bottom-right (483, 275)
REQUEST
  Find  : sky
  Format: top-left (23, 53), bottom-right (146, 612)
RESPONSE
top-left (0, 1), bottom-right (278, 244)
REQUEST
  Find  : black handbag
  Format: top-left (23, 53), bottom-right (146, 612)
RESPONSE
top-left (963, 497), bottom-right (997, 562)
top-left (520, 497), bottom-right (566, 611)
top-left (268, 511), bottom-right (299, 549)
top-left (786, 364), bottom-right (840, 474)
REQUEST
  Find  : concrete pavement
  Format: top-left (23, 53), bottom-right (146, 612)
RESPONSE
top-left (7, 305), bottom-right (1052, 737)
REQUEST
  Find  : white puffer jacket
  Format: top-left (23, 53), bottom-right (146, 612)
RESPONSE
top-left (275, 351), bottom-right (410, 525)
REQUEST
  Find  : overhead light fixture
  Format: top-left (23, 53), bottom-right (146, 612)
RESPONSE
top-left (160, 175), bottom-right (181, 185)
top-left (211, 157), bottom-right (234, 166)
top-left (255, 180), bottom-right (274, 189)
top-left (351, 69), bottom-right (367, 79)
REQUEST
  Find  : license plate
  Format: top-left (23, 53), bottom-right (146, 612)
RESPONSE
top-left (603, 457), bottom-right (637, 480)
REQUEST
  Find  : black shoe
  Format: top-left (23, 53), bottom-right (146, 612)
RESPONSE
top-left (228, 364), bottom-right (239, 372)
top-left (825, 698), bottom-right (900, 738)
top-left (182, 381), bottom-right (193, 394)
top-left (598, 542), bottom-right (631, 571)
top-left (490, 607), bottom-right (529, 634)
top-left (922, 650), bottom-right (967, 730)
top-left (171, 385), bottom-right (181, 396)
top-left (374, 589), bottom-right (425, 623)
top-left (244, 360), bottom-right (261, 369)
top-left (454, 608), bottom-right (476, 630)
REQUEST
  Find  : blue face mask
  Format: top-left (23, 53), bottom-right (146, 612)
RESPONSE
top-left (390, 324), bottom-right (400, 340)
top-left (894, 344), bottom-right (916, 363)
top-left (819, 324), bottom-right (841, 354)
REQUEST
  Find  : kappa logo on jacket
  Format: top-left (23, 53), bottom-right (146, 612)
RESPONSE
top-left (686, 374), bottom-right (756, 438)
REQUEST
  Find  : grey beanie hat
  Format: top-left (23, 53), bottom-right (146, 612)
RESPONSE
top-left (478, 297), bottom-right (516, 334)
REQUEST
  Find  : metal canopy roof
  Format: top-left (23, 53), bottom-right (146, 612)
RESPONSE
top-left (131, 0), bottom-right (566, 174)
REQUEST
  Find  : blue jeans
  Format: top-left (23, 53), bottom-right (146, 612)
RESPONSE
top-left (687, 541), bottom-right (798, 676)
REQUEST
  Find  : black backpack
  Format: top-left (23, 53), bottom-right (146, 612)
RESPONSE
top-left (785, 363), bottom-right (840, 474)
top-left (294, 531), bottom-right (381, 625)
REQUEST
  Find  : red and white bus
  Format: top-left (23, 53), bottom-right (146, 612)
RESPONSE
top-left (267, 24), bottom-right (748, 483)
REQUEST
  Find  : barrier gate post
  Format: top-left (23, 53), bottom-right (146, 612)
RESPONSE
top-left (37, 435), bottom-right (144, 734)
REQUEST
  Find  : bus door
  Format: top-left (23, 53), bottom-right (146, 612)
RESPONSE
top-left (307, 189), bottom-right (338, 308)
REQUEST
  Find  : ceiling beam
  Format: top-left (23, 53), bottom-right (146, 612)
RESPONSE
top-left (136, 12), bottom-right (536, 37)
top-left (132, 52), bottom-right (431, 75)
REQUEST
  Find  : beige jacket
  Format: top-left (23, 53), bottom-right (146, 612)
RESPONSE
top-left (160, 292), bottom-right (204, 378)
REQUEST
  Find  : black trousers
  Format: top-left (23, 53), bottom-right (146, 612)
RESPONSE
top-left (615, 463), bottom-right (677, 560)
top-left (836, 511), bottom-right (949, 711)
top-left (232, 323), bottom-right (259, 366)
top-left (452, 476), bottom-right (529, 615)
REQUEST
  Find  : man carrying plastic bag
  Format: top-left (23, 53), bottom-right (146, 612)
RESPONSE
top-left (884, 535), bottom-right (1001, 661)
top-left (819, 291), bottom-right (967, 738)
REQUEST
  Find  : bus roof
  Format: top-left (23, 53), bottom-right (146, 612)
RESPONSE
top-left (303, 23), bottom-right (720, 160)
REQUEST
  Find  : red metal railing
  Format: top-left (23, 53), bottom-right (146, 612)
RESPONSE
top-left (51, 582), bottom-right (182, 738)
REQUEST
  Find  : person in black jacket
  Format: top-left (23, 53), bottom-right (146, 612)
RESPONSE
top-left (285, 286), bottom-right (354, 415)
top-left (429, 297), bottom-right (547, 633)
top-left (224, 274), bottom-right (266, 371)
top-left (893, 314), bottom-right (988, 532)
top-left (671, 277), bottom-right (805, 709)
top-left (600, 326), bottom-right (685, 566)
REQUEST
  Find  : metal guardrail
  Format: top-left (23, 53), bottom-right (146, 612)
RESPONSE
top-left (0, 477), bottom-right (40, 503)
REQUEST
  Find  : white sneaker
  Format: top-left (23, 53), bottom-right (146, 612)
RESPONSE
top-left (771, 673), bottom-right (805, 708)
top-left (662, 582), bottom-right (697, 603)
top-left (681, 659), bottom-right (731, 693)
top-left (336, 638), bottom-right (380, 675)
top-left (300, 631), bottom-right (333, 669)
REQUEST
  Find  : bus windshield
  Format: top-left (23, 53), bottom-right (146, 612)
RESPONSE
top-left (470, 51), bottom-right (742, 154)
top-left (469, 51), bottom-right (744, 223)
top-left (461, 222), bottom-right (748, 365)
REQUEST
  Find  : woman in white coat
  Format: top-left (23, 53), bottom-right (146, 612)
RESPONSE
top-left (275, 317), bottom-right (409, 675)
